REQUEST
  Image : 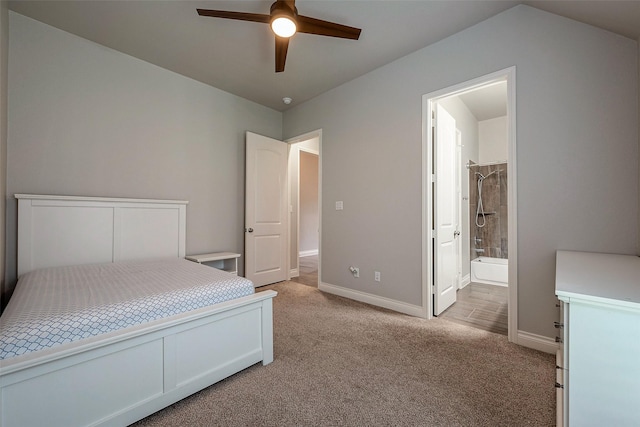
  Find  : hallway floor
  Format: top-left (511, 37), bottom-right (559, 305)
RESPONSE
top-left (291, 255), bottom-right (318, 287)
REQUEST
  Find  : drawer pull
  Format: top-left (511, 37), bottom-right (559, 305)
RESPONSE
top-left (554, 321), bottom-right (564, 329)
top-left (555, 382), bottom-right (564, 389)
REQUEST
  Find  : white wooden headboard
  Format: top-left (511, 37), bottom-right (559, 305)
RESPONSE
top-left (15, 194), bottom-right (188, 277)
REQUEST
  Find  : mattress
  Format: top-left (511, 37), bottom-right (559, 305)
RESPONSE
top-left (0, 258), bottom-right (255, 361)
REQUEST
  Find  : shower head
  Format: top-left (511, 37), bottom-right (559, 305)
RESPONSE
top-left (475, 169), bottom-right (503, 180)
top-left (475, 171), bottom-right (491, 180)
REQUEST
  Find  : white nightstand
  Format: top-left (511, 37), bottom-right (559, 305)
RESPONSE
top-left (185, 252), bottom-right (241, 275)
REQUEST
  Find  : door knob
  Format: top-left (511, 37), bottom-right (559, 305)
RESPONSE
top-left (454, 231), bottom-right (460, 237)
top-left (246, 227), bottom-right (254, 233)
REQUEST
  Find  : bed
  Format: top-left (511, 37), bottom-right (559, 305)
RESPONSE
top-left (0, 194), bottom-right (277, 427)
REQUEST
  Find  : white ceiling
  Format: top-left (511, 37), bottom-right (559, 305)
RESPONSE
top-left (457, 82), bottom-right (508, 122)
top-left (8, 1), bottom-right (640, 112)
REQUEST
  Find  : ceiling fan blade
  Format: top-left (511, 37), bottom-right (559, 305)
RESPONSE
top-left (297, 15), bottom-right (361, 40)
top-left (197, 9), bottom-right (270, 24)
top-left (275, 36), bottom-right (290, 73)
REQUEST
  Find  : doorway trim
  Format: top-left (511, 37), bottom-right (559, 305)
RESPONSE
top-left (455, 129), bottom-right (463, 290)
top-left (286, 129), bottom-right (323, 286)
top-left (422, 67), bottom-right (518, 344)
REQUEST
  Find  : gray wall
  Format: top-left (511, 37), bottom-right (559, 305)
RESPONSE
top-left (0, 1), bottom-right (7, 308)
top-left (283, 5), bottom-right (639, 339)
top-left (6, 12), bottom-right (282, 291)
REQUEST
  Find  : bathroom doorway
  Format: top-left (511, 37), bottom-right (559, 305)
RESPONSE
top-left (423, 68), bottom-right (517, 342)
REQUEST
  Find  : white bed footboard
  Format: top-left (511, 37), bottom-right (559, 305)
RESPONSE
top-left (1, 290), bottom-right (276, 427)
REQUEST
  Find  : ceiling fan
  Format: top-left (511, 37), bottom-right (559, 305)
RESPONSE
top-left (197, 0), bottom-right (361, 73)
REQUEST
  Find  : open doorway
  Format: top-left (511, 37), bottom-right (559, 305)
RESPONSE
top-left (296, 149), bottom-right (319, 286)
top-left (287, 131), bottom-right (321, 287)
top-left (423, 68), bottom-right (517, 343)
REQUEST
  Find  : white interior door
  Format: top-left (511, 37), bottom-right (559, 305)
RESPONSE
top-left (245, 132), bottom-right (288, 287)
top-left (434, 103), bottom-right (458, 315)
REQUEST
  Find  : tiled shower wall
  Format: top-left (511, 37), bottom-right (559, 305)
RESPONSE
top-left (469, 162), bottom-right (508, 260)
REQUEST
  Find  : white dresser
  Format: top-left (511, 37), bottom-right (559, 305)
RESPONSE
top-left (555, 250), bottom-right (640, 427)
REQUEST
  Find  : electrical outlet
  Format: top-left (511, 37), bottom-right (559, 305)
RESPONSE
top-left (349, 266), bottom-right (359, 278)
top-left (374, 271), bottom-right (381, 282)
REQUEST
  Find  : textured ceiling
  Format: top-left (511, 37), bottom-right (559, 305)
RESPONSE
top-left (8, 1), bottom-right (640, 111)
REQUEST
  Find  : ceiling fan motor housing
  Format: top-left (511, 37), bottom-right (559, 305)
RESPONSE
top-left (270, 1), bottom-right (298, 38)
top-left (270, 1), bottom-right (297, 21)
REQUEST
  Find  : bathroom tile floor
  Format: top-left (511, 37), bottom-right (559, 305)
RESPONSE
top-left (439, 282), bottom-right (508, 335)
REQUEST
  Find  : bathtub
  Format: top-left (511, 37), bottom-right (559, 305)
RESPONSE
top-left (471, 257), bottom-right (509, 287)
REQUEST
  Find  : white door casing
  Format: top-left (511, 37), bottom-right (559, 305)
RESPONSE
top-left (286, 129), bottom-right (323, 289)
top-left (423, 67), bottom-right (516, 344)
top-left (245, 132), bottom-right (288, 287)
top-left (434, 103), bottom-right (458, 315)
top-left (456, 130), bottom-right (463, 288)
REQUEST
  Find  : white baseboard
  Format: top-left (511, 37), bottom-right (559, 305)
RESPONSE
top-left (516, 330), bottom-right (558, 354)
top-left (460, 274), bottom-right (471, 289)
top-left (318, 282), bottom-right (425, 318)
top-left (316, 281), bottom-right (558, 355)
top-left (289, 268), bottom-right (299, 278)
top-left (299, 250), bottom-right (318, 257)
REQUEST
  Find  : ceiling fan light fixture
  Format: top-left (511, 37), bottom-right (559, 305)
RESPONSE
top-left (198, 0), bottom-right (361, 73)
top-left (271, 16), bottom-right (296, 38)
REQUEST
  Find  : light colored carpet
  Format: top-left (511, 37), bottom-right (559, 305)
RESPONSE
top-left (133, 281), bottom-right (555, 426)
